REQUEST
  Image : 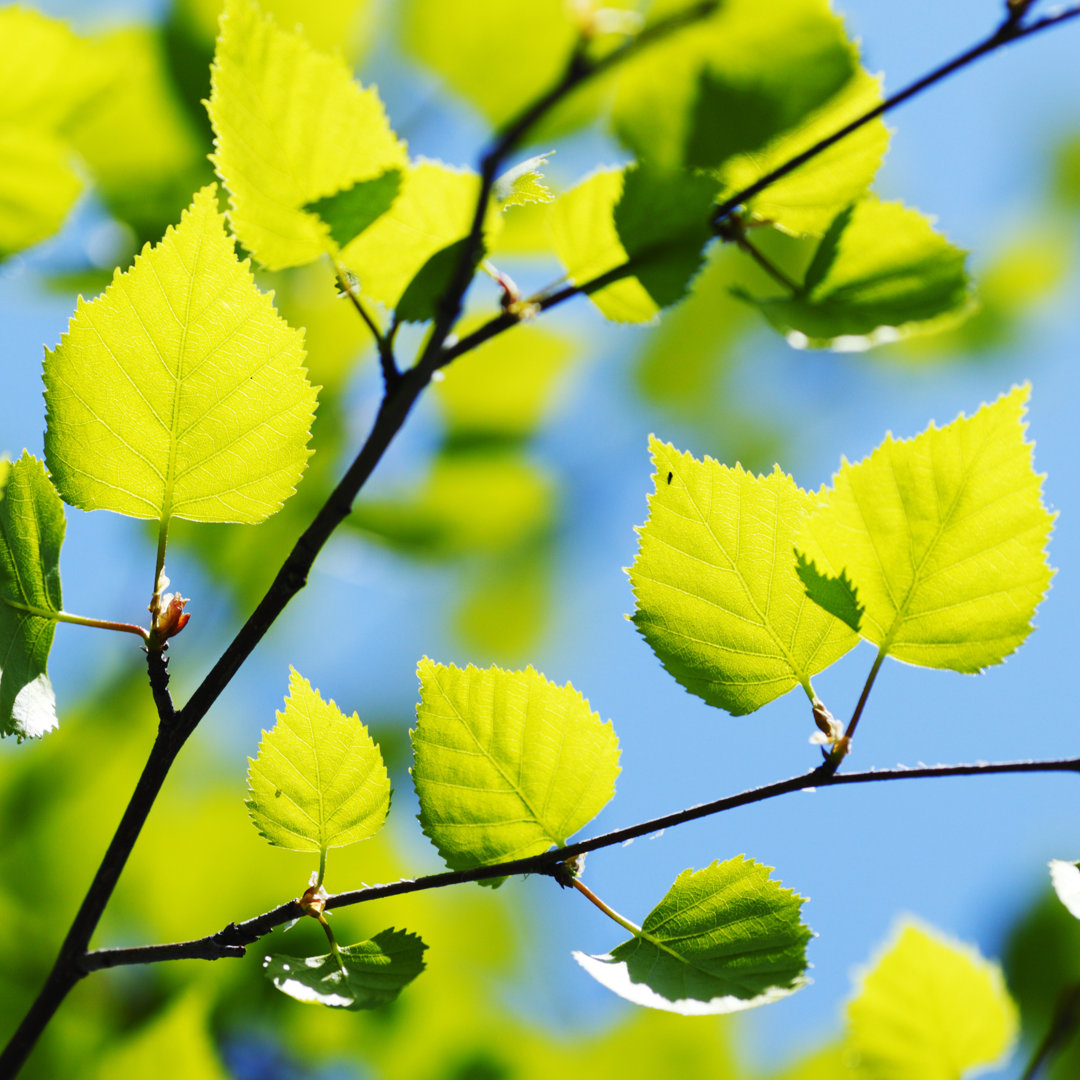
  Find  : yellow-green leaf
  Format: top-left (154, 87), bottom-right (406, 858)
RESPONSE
top-left (629, 437), bottom-right (857, 715)
top-left (798, 386), bottom-right (1055, 671)
top-left (247, 667), bottom-right (391, 853)
top-left (208, 0), bottom-right (406, 269)
top-left (44, 185), bottom-right (317, 526)
top-left (412, 660), bottom-right (620, 875)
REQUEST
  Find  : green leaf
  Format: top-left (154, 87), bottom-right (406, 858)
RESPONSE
top-left (551, 165), bottom-right (716, 323)
top-left (304, 169), bottom-right (404, 249)
top-left (847, 921), bottom-right (1018, 1079)
top-left (575, 857), bottom-right (811, 1014)
top-left (629, 437), bottom-right (857, 716)
top-left (340, 160), bottom-right (495, 311)
top-left (246, 667), bottom-right (391, 853)
top-left (746, 198), bottom-right (972, 349)
top-left (795, 552), bottom-right (863, 633)
top-left (263, 928), bottom-right (426, 1010)
top-left (0, 454), bottom-right (64, 741)
top-left (494, 152), bottom-right (555, 208)
top-left (44, 185), bottom-right (317, 526)
top-left (1049, 860), bottom-right (1080, 920)
top-left (395, 238), bottom-right (480, 325)
top-left (208, 0), bottom-right (407, 269)
top-left (797, 386), bottom-right (1055, 671)
top-left (412, 660), bottom-right (620, 875)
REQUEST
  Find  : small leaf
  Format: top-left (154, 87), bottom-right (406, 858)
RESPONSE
top-left (847, 921), bottom-right (1018, 1079)
top-left (209, 0), bottom-right (407, 269)
top-left (629, 437), bottom-right (857, 716)
top-left (1049, 860), bottom-right (1080, 920)
top-left (494, 152), bottom-right (555, 208)
top-left (247, 668), bottom-right (391, 853)
top-left (746, 198), bottom-right (972, 349)
top-left (412, 660), bottom-right (620, 876)
top-left (575, 857), bottom-right (811, 1015)
top-left (798, 386), bottom-right (1055, 671)
top-left (304, 169), bottom-right (404, 248)
top-left (0, 453), bottom-right (64, 740)
top-left (44, 185), bottom-right (317, 526)
top-left (264, 928), bottom-right (426, 1009)
top-left (395, 238), bottom-right (480, 324)
top-left (795, 552), bottom-right (863, 633)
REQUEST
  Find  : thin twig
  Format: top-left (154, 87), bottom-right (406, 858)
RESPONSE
top-left (332, 260), bottom-right (399, 389)
top-left (733, 233), bottom-right (800, 293)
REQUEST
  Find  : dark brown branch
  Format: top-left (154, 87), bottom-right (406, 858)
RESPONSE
top-left (80, 755), bottom-right (1080, 970)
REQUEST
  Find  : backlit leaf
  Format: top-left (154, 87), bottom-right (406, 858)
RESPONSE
top-left (797, 386), bottom-right (1055, 671)
top-left (208, 0), bottom-right (406, 269)
top-left (575, 857), bottom-right (811, 1014)
top-left (494, 152), bottom-right (555, 208)
top-left (264, 928), bottom-right (426, 1009)
top-left (629, 437), bottom-right (857, 715)
top-left (0, 454), bottom-right (63, 741)
top-left (44, 185), bottom-right (317, 526)
top-left (412, 660), bottom-right (620, 874)
top-left (847, 922), bottom-right (1018, 1079)
top-left (247, 667), bottom-right (391, 853)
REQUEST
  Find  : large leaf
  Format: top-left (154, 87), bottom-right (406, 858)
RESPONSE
top-left (247, 667), bottom-right (391, 853)
top-left (797, 386), bottom-right (1055, 671)
top-left (412, 660), bottom-right (620, 873)
top-left (575, 857), bottom-right (811, 1015)
top-left (44, 185), bottom-right (317, 526)
top-left (208, 0), bottom-right (407, 269)
top-left (0, 454), bottom-right (64, 741)
top-left (264, 928), bottom-right (426, 1009)
top-left (550, 165), bottom-right (716, 323)
top-left (629, 437), bottom-right (857, 716)
top-left (847, 922), bottom-right (1018, 1079)
top-left (747, 198), bottom-right (972, 349)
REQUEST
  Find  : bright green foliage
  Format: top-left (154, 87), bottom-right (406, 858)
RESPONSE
top-left (263, 928), bottom-right (426, 1010)
top-left (208, 0), bottom-right (406, 270)
top-left (0, 454), bottom-right (64, 741)
top-left (340, 161), bottom-right (494, 311)
top-left (795, 554), bottom-right (863, 634)
top-left (629, 438), bottom-right (857, 715)
top-left (412, 660), bottom-right (620, 873)
top-left (748, 198), bottom-right (972, 348)
top-left (575, 857), bottom-right (811, 1014)
top-left (44, 185), bottom-right (316, 526)
top-left (305, 170), bottom-right (404, 249)
top-left (494, 152), bottom-right (555, 208)
top-left (247, 668), bottom-right (391, 854)
top-left (798, 386), bottom-right (1055, 671)
top-left (551, 165), bottom-right (716, 322)
top-left (847, 922), bottom-right (1018, 1079)
top-left (1049, 859), bottom-right (1080, 920)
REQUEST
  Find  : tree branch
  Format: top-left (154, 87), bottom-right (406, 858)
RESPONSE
top-left (79, 754), bottom-right (1080, 970)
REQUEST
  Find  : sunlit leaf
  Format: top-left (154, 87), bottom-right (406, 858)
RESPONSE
top-left (575, 857), bottom-right (811, 1014)
top-left (551, 165), bottom-right (716, 323)
top-left (0, 454), bottom-right (63, 741)
top-left (797, 386), bottom-right (1055, 671)
top-left (1050, 860), bottom-right (1080, 920)
top-left (247, 667), bottom-right (391, 853)
top-left (208, 0), bottom-right (406, 269)
top-left (412, 660), bottom-right (620, 875)
top-left (629, 437), bottom-right (857, 715)
top-left (494, 152), bottom-right (555, 208)
top-left (44, 185), bottom-right (317, 526)
top-left (847, 921), bottom-right (1018, 1079)
top-left (264, 928), bottom-right (426, 1009)
top-left (746, 198), bottom-right (972, 350)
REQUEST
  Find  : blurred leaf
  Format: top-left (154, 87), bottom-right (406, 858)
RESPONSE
top-left (847, 921), bottom-right (1018, 1079)
top-left (551, 165), bottom-right (716, 323)
top-left (798, 386), bottom-right (1055, 671)
top-left (0, 454), bottom-right (63, 740)
top-left (264, 928), bottom-right (426, 1009)
top-left (494, 152), bottom-right (555, 208)
top-left (766, 1044), bottom-right (855, 1080)
top-left (795, 553), bottom-right (863, 634)
top-left (1053, 132), bottom-right (1080, 209)
top-left (412, 660), bottom-right (620, 875)
top-left (209, 0), bottom-right (406, 269)
top-left (247, 667), bottom-right (391, 854)
top-left (629, 437), bottom-right (857, 715)
top-left (575, 857), bottom-right (811, 1014)
top-left (746, 198), bottom-right (972, 349)
top-left (304, 169), bottom-right (404, 248)
top-left (44, 186), bottom-right (317, 525)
